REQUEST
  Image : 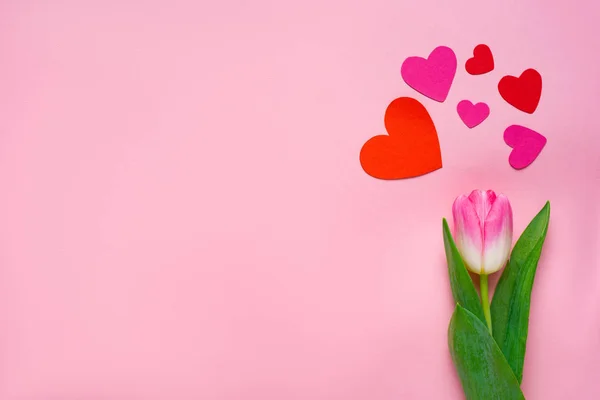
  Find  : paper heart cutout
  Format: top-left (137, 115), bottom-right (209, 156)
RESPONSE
top-left (401, 46), bottom-right (457, 102)
top-left (360, 97), bottom-right (442, 179)
top-left (504, 125), bottom-right (546, 169)
top-left (457, 100), bottom-right (490, 128)
top-left (465, 44), bottom-right (494, 75)
top-left (498, 69), bottom-right (542, 114)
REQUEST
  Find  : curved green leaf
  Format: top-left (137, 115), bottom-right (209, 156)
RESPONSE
top-left (443, 218), bottom-right (485, 324)
top-left (491, 201), bottom-right (550, 383)
top-left (449, 305), bottom-right (525, 400)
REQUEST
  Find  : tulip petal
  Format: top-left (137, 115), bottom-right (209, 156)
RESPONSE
top-left (468, 189), bottom-right (497, 226)
top-left (483, 194), bottom-right (513, 274)
top-left (453, 195), bottom-right (483, 273)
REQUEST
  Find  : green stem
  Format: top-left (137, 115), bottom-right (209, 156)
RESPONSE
top-left (480, 274), bottom-right (493, 334)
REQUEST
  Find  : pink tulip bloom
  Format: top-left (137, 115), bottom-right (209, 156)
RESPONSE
top-left (452, 190), bottom-right (513, 275)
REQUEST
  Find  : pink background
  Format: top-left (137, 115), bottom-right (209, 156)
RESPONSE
top-left (1, 0), bottom-right (599, 398)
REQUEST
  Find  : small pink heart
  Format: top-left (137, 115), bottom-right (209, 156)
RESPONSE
top-left (401, 46), bottom-right (457, 102)
top-left (504, 125), bottom-right (547, 169)
top-left (457, 100), bottom-right (490, 128)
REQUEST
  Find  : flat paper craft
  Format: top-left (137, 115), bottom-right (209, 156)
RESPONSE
top-left (360, 97), bottom-right (442, 179)
top-left (457, 100), bottom-right (490, 128)
top-left (498, 69), bottom-right (542, 114)
top-left (504, 125), bottom-right (547, 169)
top-left (465, 44), bottom-right (494, 75)
top-left (401, 46), bottom-right (457, 102)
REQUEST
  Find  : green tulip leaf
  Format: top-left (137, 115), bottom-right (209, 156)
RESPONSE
top-left (491, 201), bottom-right (551, 383)
top-left (443, 218), bottom-right (486, 324)
top-left (449, 304), bottom-right (526, 400)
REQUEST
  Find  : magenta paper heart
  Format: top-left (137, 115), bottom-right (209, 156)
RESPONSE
top-left (457, 100), bottom-right (490, 128)
top-left (504, 125), bottom-right (547, 169)
top-left (401, 46), bottom-right (457, 102)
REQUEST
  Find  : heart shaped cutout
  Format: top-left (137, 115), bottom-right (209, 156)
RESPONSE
top-left (401, 46), bottom-right (457, 102)
top-left (504, 125), bottom-right (547, 169)
top-left (465, 44), bottom-right (494, 75)
top-left (360, 97), bottom-right (442, 179)
top-left (457, 100), bottom-right (490, 128)
top-left (498, 69), bottom-right (542, 114)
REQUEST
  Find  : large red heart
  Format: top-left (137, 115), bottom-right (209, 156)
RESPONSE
top-left (360, 97), bottom-right (442, 180)
top-left (465, 44), bottom-right (494, 75)
top-left (498, 69), bottom-right (542, 114)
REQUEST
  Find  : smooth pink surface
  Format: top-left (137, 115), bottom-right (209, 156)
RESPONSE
top-left (457, 100), bottom-right (490, 128)
top-left (401, 46), bottom-right (457, 102)
top-left (1, 1), bottom-right (599, 399)
top-left (505, 125), bottom-right (548, 169)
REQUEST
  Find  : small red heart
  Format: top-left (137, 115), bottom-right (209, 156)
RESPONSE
top-left (498, 69), bottom-right (542, 114)
top-left (465, 44), bottom-right (494, 75)
top-left (360, 97), bottom-right (442, 180)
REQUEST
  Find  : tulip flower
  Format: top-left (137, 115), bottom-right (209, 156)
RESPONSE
top-left (452, 189), bottom-right (513, 333)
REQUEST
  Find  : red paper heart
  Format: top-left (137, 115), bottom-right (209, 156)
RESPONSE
top-left (465, 44), bottom-right (494, 75)
top-left (360, 97), bottom-right (442, 180)
top-left (498, 69), bottom-right (542, 114)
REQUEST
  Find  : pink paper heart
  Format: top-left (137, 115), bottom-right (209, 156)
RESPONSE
top-left (401, 46), bottom-right (457, 102)
top-left (504, 125), bottom-right (547, 169)
top-left (456, 100), bottom-right (490, 128)
top-left (457, 100), bottom-right (490, 128)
